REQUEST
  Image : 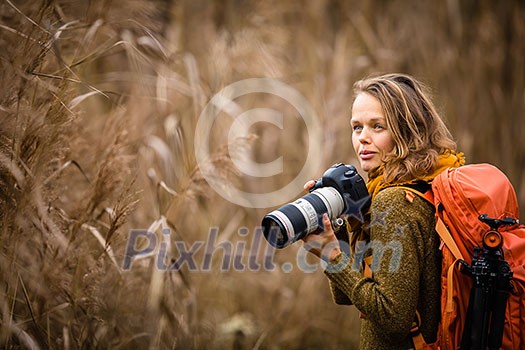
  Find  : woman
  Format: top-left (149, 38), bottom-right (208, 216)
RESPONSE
top-left (303, 73), bottom-right (464, 349)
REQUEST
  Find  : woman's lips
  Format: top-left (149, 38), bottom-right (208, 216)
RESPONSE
top-left (359, 151), bottom-right (376, 160)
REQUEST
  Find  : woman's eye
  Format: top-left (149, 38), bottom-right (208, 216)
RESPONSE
top-left (374, 124), bottom-right (384, 130)
top-left (352, 125), bottom-right (362, 132)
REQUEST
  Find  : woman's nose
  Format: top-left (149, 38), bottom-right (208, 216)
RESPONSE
top-left (359, 127), bottom-right (371, 143)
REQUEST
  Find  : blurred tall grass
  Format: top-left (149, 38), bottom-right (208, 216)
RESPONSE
top-left (0, 0), bottom-right (523, 349)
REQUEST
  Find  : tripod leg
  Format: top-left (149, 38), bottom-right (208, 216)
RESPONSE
top-left (487, 290), bottom-right (508, 349)
top-left (487, 261), bottom-right (512, 349)
top-left (462, 285), bottom-right (490, 349)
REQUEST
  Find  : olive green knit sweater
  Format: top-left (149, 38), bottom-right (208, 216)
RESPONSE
top-left (325, 187), bottom-right (441, 350)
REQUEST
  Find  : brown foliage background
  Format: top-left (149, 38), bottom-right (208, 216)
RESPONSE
top-left (0, 0), bottom-right (523, 349)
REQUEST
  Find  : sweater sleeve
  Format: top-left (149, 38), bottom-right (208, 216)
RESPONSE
top-left (327, 216), bottom-right (354, 305)
top-left (329, 280), bottom-right (353, 305)
top-left (324, 187), bottom-right (433, 341)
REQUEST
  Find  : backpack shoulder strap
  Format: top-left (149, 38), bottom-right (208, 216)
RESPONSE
top-left (397, 184), bottom-right (434, 205)
top-left (435, 216), bottom-right (464, 261)
top-left (398, 185), bottom-right (464, 261)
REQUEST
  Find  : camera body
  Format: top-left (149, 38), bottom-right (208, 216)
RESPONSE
top-left (310, 163), bottom-right (369, 205)
top-left (262, 163), bottom-right (370, 248)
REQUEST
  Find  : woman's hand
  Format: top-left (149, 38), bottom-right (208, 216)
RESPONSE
top-left (301, 181), bottom-right (342, 262)
top-left (302, 213), bottom-right (342, 262)
top-left (303, 180), bottom-right (316, 192)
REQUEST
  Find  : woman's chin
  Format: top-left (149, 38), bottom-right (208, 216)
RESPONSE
top-left (359, 161), bottom-right (378, 174)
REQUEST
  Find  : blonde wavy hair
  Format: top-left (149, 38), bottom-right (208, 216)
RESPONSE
top-left (353, 73), bottom-right (457, 183)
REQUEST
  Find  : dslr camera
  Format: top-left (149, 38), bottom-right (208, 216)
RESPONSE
top-left (261, 163), bottom-right (370, 248)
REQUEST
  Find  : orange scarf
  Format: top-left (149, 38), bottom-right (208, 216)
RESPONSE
top-left (366, 151), bottom-right (465, 200)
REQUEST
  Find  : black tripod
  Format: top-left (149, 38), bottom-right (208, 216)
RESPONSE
top-left (459, 214), bottom-right (517, 350)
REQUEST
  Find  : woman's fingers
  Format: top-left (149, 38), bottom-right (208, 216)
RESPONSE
top-left (301, 214), bottom-right (341, 261)
top-left (303, 180), bottom-right (316, 191)
top-left (322, 213), bottom-right (333, 233)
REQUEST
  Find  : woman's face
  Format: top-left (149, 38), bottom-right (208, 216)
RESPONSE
top-left (351, 93), bottom-right (395, 173)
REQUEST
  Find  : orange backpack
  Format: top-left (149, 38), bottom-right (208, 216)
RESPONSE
top-left (407, 163), bottom-right (525, 349)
